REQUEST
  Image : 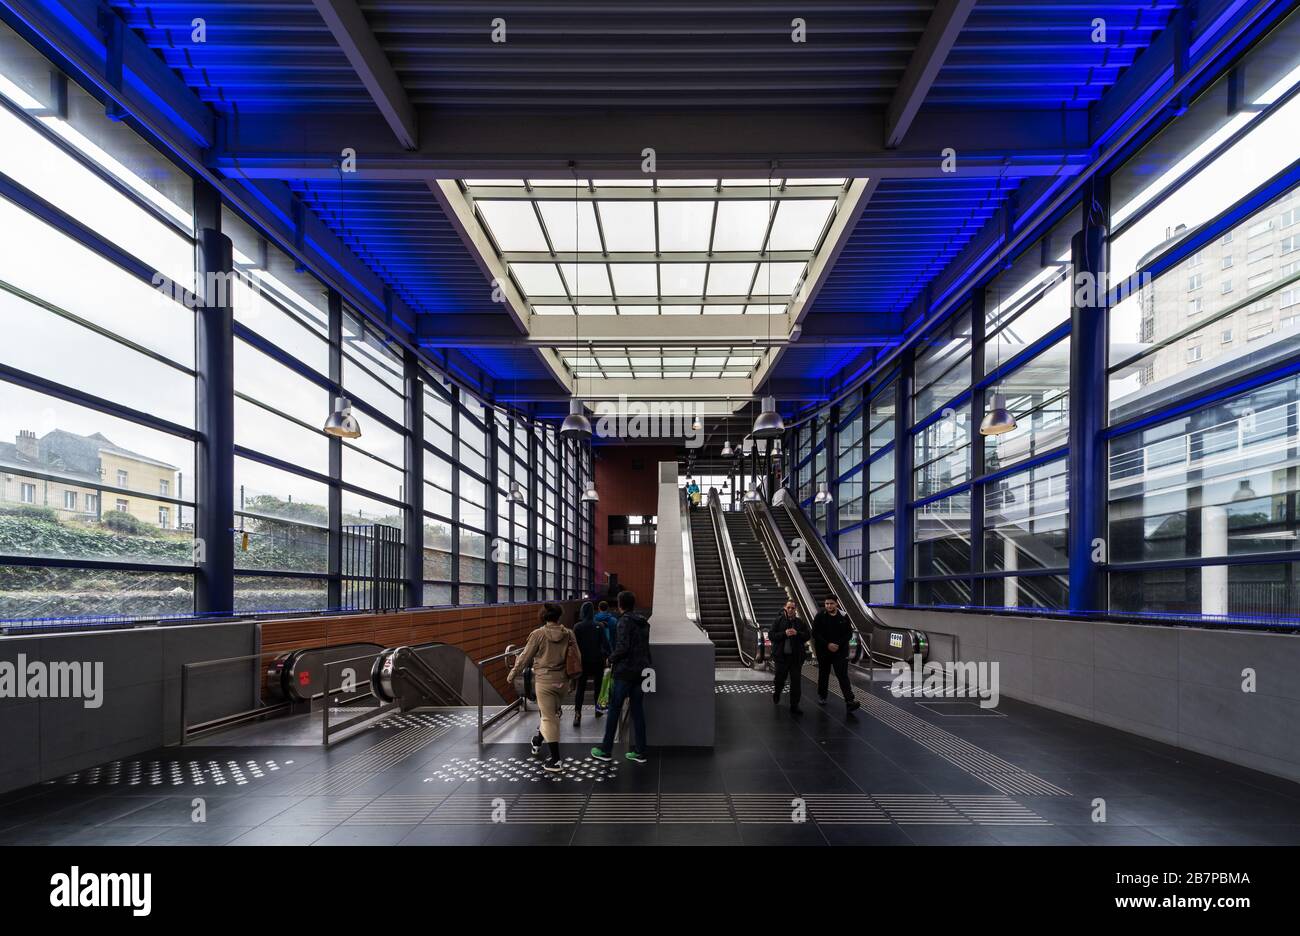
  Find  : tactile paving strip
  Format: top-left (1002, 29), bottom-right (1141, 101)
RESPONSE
top-left (714, 682), bottom-right (779, 694)
top-left (820, 679), bottom-right (1071, 796)
top-left (47, 758), bottom-right (284, 788)
top-left (427, 755), bottom-right (618, 784)
top-left (376, 711), bottom-right (480, 730)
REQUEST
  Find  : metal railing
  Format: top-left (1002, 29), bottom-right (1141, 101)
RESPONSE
top-left (476, 645), bottom-right (523, 743)
top-left (680, 485), bottom-right (701, 625)
top-left (179, 651), bottom-right (289, 744)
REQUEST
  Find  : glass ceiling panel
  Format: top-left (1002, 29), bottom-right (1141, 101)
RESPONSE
top-left (713, 200), bottom-right (772, 251)
top-left (658, 201), bottom-right (713, 251)
top-left (538, 200), bottom-right (600, 252)
top-left (706, 263), bottom-right (756, 295)
top-left (598, 201), bottom-right (655, 251)
top-left (462, 177), bottom-right (858, 380)
top-left (767, 199), bottom-right (836, 251)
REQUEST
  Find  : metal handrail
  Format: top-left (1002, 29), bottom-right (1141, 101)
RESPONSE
top-left (772, 487), bottom-right (878, 655)
top-left (321, 649), bottom-right (394, 745)
top-left (475, 644), bottom-right (523, 743)
top-left (748, 496), bottom-right (817, 626)
top-left (680, 485), bottom-right (702, 626)
top-left (708, 488), bottom-right (760, 667)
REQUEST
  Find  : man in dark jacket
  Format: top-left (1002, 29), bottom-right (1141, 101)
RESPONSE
top-left (812, 594), bottom-right (861, 713)
top-left (591, 590), bottom-right (651, 764)
top-left (572, 601), bottom-right (609, 726)
top-left (769, 599), bottom-right (810, 713)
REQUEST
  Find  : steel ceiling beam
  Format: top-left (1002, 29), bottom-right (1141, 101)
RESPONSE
top-left (310, 0), bottom-right (419, 150)
top-left (211, 107), bottom-right (1090, 181)
top-left (501, 249), bottom-right (814, 264)
top-left (885, 0), bottom-right (978, 148)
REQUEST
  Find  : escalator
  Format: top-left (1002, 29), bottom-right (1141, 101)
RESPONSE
top-left (723, 512), bottom-right (789, 639)
top-left (763, 489), bottom-right (929, 666)
top-left (690, 505), bottom-right (741, 663)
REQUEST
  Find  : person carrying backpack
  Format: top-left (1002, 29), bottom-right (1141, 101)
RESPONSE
top-left (592, 599), bottom-right (619, 713)
top-left (572, 600), bottom-right (609, 726)
top-left (591, 590), bottom-right (651, 765)
top-left (508, 602), bottom-right (581, 773)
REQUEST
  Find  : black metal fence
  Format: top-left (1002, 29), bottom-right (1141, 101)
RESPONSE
top-left (341, 523), bottom-right (403, 612)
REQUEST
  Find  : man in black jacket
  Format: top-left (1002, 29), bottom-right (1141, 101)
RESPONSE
top-left (769, 599), bottom-right (810, 713)
top-left (591, 590), bottom-right (652, 765)
top-left (812, 594), bottom-right (861, 713)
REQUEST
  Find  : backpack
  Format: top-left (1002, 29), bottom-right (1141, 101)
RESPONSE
top-left (564, 631), bottom-right (584, 680)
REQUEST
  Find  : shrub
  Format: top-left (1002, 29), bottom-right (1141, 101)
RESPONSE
top-left (102, 510), bottom-right (152, 536)
top-left (0, 504), bottom-right (60, 523)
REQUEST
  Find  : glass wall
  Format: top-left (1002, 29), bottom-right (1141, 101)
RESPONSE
top-left (782, 6), bottom-right (1300, 627)
top-left (0, 20), bottom-right (590, 627)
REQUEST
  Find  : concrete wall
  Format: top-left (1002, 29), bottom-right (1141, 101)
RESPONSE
top-left (0, 620), bottom-right (258, 795)
top-left (876, 607), bottom-right (1300, 783)
top-left (646, 460), bottom-right (715, 746)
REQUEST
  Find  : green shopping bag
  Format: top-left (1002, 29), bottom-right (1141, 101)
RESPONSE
top-left (596, 668), bottom-right (613, 710)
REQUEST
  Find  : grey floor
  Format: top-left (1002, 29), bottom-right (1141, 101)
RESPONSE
top-left (3, 667), bottom-right (1300, 846)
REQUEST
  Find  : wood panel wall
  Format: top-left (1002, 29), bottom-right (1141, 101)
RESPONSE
top-left (258, 600), bottom-right (584, 699)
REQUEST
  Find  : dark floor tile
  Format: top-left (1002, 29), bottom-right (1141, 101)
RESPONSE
top-left (487, 823), bottom-right (576, 846)
top-left (656, 822), bottom-right (742, 846)
top-left (570, 823), bottom-right (658, 846)
top-left (227, 825), bottom-right (331, 846)
top-left (313, 824), bottom-right (418, 846)
top-left (901, 825), bottom-right (1001, 846)
top-left (819, 824), bottom-right (914, 846)
top-left (722, 770), bottom-right (795, 794)
top-left (982, 825), bottom-right (1087, 846)
top-left (399, 824), bottom-right (494, 846)
top-left (738, 822), bottom-right (828, 846)
top-left (142, 825), bottom-right (253, 845)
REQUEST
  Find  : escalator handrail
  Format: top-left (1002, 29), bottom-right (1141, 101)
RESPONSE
top-left (747, 497), bottom-right (818, 627)
top-left (771, 487), bottom-right (878, 644)
top-left (680, 485), bottom-right (703, 628)
top-left (392, 643), bottom-right (471, 706)
top-left (708, 489), bottom-right (759, 667)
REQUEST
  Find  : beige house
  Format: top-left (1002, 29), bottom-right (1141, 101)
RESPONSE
top-left (0, 428), bottom-right (180, 529)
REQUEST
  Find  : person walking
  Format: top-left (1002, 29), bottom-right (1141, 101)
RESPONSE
top-left (812, 594), bottom-right (861, 714)
top-left (591, 590), bottom-right (651, 765)
top-left (769, 599), bottom-right (810, 713)
top-left (507, 602), bottom-right (579, 773)
top-left (593, 599), bottom-right (619, 714)
top-left (572, 600), bottom-right (609, 726)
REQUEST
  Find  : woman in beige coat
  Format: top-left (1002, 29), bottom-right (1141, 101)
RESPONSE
top-left (507, 603), bottom-right (578, 773)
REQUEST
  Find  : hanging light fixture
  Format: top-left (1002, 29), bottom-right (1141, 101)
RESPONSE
top-left (814, 481), bottom-right (833, 505)
top-left (509, 479), bottom-right (527, 504)
top-left (744, 480), bottom-right (762, 503)
top-left (721, 439), bottom-right (733, 457)
top-left (1232, 478), bottom-right (1257, 501)
top-left (980, 282), bottom-right (1018, 437)
top-left (980, 392), bottom-right (1017, 436)
top-left (560, 398), bottom-right (592, 440)
top-left (323, 396), bottom-right (361, 438)
top-left (751, 169), bottom-right (787, 442)
top-left (720, 396), bottom-right (733, 456)
top-left (580, 478), bottom-right (600, 503)
top-left (752, 396), bottom-right (784, 439)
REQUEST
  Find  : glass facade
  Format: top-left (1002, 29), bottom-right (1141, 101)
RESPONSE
top-left (0, 21), bottom-right (591, 626)
top-left (783, 8), bottom-right (1300, 626)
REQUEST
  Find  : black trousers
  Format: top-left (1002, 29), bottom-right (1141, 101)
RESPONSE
top-left (817, 655), bottom-right (854, 704)
top-left (574, 667), bottom-right (603, 711)
top-left (772, 654), bottom-right (803, 706)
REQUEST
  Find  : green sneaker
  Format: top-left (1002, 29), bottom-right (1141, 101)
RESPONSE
top-left (590, 747), bottom-right (612, 762)
top-left (625, 751), bottom-right (647, 765)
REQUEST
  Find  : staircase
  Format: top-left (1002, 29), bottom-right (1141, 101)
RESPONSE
top-left (723, 512), bottom-right (789, 634)
top-left (690, 513), bottom-right (740, 663)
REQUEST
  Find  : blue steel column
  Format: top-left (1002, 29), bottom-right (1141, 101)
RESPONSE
top-left (327, 289), bottom-right (343, 609)
top-left (893, 349), bottom-right (914, 603)
top-left (1068, 187), bottom-right (1110, 613)
top-left (194, 184), bottom-right (234, 617)
top-left (969, 288), bottom-right (986, 606)
top-left (404, 348), bottom-right (424, 607)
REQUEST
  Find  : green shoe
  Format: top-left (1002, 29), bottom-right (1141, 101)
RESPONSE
top-left (625, 751), bottom-right (647, 765)
top-left (590, 747), bottom-right (612, 762)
